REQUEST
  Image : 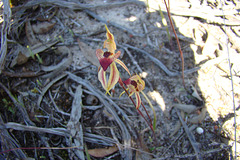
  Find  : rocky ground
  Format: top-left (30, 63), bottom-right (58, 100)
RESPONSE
top-left (0, 0), bottom-right (240, 159)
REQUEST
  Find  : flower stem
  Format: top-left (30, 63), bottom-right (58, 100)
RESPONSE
top-left (141, 91), bottom-right (156, 131)
top-left (118, 78), bottom-right (154, 132)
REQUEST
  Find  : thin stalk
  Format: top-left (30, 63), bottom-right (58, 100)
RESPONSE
top-left (141, 91), bottom-right (156, 131)
top-left (220, 0), bottom-right (237, 158)
top-left (141, 101), bottom-right (153, 126)
top-left (158, 4), bottom-right (170, 42)
top-left (118, 78), bottom-right (154, 132)
top-left (163, 0), bottom-right (186, 89)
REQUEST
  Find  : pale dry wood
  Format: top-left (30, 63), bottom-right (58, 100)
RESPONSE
top-left (2, 70), bottom-right (44, 77)
top-left (223, 26), bottom-right (240, 52)
top-left (0, 115), bottom-right (27, 159)
top-left (41, 46), bottom-right (73, 79)
top-left (37, 73), bottom-right (68, 107)
top-left (1, 122), bottom-right (69, 136)
top-left (67, 72), bottom-right (133, 160)
top-left (175, 108), bottom-right (203, 160)
top-left (49, 91), bottom-right (70, 116)
top-left (1, 122), bottom-right (118, 146)
top-left (173, 104), bottom-right (198, 114)
top-left (150, 1), bottom-right (239, 26)
top-left (123, 43), bottom-right (187, 76)
top-left (13, 0), bottom-right (145, 11)
top-left (84, 132), bottom-right (118, 146)
top-left (0, 0), bottom-right (11, 73)
top-left (67, 85), bottom-right (85, 159)
top-left (83, 9), bottom-right (145, 37)
top-left (25, 20), bottom-right (40, 45)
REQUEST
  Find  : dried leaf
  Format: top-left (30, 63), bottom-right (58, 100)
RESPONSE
top-left (173, 104), bottom-right (197, 114)
top-left (32, 21), bottom-right (56, 34)
top-left (170, 121), bottom-right (182, 137)
top-left (88, 146), bottom-right (118, 158)
top-left (188, 107), bottom-right (207, 124)
top-left (191, 85), bottom-right (203, 101)
top-left (77, 39), bottom-right (99, 67)
top-left (25, 21), bottom-right (39, 45)
top-left (17, 51), bottom-right (29, 65)
top-left (10, 41), bottom-right (58, 67)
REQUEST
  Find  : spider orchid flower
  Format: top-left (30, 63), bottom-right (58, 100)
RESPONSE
top-left (121, 75), bottom-right (145, 109)
top-left (120, 74), bottom-right (156, 130)
top-left (96, 25), bottom-right (130, 95)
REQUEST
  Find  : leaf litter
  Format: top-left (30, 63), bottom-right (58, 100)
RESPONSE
top-left (0, 0), bottom-right (240, 159)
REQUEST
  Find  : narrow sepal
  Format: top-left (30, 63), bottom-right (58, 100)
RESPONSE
top-left (135, 92), bottom-right (141, 109)
top-left (104, 25), bottom-right (116, 53)
top-left (115, 58), bottom-right (131, 76)
top-left (98, 67), bottom-right (107, 90)
top-left (107, 63), bottom-right (120, 93)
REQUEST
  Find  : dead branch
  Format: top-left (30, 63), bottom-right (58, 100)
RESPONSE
top-left (123, 44), bottom-right (183, 77)
top-left (0, 82), bottom-right (35, 126)
top-left (13, 0), bottom-right (145, 11)
top-left (1, 70), bottom-right (44, 78)
top-left (67, 85), bottom-right (85, 159)
top-left (41, 46), bottom-right (73, 79)
top-left (0, 0), bottom-right (12, 73)
top-left (37, 73), bottom-right (68, 107)
top-left (150, 1), bottom-right (239, 26)
top-left (175, 108), bottom-right (203, 160)
top-left (83, 9), bottom-right (145, 37)
top-left (67, 72), bottom-right (133, 159)
top-left (49, 91), bottom-right (70, 116)
top-left (0, 115), bottom-right (27, 159)
top-left (1, 122), bottom-right (69, 136)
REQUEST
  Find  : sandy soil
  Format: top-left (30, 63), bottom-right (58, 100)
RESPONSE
top-left (0, 0), bottom-right (240, 159)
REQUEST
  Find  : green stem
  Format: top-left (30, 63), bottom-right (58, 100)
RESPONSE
top-left (141, 91), bottom-right (156, 131)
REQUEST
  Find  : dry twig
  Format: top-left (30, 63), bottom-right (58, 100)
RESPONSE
top-left (13, 0), bottom-right (145, 11)
top-left (67, 85), bottom-right (85, 159)
top-left (175, 108), bottom-right (203, 160)
top-left (67, 72), bottom-right (133, 159)
top-left (0, 115), bottom-right (27, 159)
top-left (0, 0), bottom-right (11, 73)
top-left (37, 73), bottom-right (68, 107)
top-left (0, 82), bottom-right (35, 126)
top-left (83, 9), bottom-right (144, 37)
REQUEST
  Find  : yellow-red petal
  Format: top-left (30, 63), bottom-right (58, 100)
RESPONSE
top-left (107, 62), bottom-right (119, 93)
top-left (98, 67), bottom-right (107, 91)
top-left (135, 92), bottom-right (141, 109)
top-left (115, 58), bottom-right (131, 76)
